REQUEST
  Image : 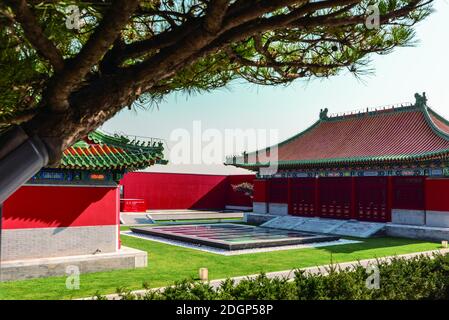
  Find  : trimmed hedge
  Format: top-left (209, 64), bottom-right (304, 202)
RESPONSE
top-left (98, 253), bottom-right (449, 300)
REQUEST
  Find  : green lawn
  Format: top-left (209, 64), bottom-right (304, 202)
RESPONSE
top-left (0, 234), bottom-right (441, 300)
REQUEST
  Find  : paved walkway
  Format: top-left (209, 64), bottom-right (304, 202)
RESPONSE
top-left (121, 210), bottom-right (244, 225)
top-left (81, 248), bottom-right (449, 300)
top-left (148, 211), bottom-right (244, 221)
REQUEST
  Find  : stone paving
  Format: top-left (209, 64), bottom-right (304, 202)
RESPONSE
top-left (121, 210), bottom-right (244, 226)
top-left (148, 211), bottom-right (244, 221)
top-left (260, 215), bottom-right (385, 238)
top-left (332, 220), bottom-right (385, 237)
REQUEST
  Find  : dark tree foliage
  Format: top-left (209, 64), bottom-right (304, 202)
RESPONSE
top-left (97, 253), bottom-right (449, 300)
top-left (0, 0), bottom-right (433, 164)
top-left (232, 182), bottom-right (254, 198)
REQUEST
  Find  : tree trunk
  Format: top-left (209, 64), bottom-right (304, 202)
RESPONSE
top-left (22, 77), bottom-right (139, 165)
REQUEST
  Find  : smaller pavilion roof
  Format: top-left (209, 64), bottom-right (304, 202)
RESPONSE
top-left (59, 130), bottom-right (167, 170)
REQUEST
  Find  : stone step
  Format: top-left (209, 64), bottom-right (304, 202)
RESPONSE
top-left (331, 221), bottom-right (385, 238)
top-left (259, 214), bottom-right (385, 238)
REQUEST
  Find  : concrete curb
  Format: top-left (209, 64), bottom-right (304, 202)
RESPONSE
top-left (79, 248), bottom-right (449, 300)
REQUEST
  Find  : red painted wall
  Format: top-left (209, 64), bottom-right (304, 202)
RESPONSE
top-left (120, 172), bottom-right (254, 210)
top-left (3, 185), bottom-right (119, 229)
top-left (225, 175), bottom-right (255, 207)
top-left (253, 179), bottom-right (269, 202)
top-left (392, 177), bottom-right (425, 210)
top-left (269, 178), bottom-right (289, 203)
top-left (425, 178), bottom-right (449, 211)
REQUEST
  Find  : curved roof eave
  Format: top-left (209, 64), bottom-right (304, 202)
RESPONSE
top-left (232, 103), bottom-right (449, 169)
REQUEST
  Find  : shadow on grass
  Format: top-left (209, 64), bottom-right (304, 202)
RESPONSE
top-left (315, 236), bottom-right (437, 255)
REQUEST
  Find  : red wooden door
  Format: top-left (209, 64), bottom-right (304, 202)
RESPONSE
top-left (319, 177), bottom-right (352, 219)
top-left (355, 177), bottom-right (388, 222)
top-left (290, 178), bottom-right (316, 216)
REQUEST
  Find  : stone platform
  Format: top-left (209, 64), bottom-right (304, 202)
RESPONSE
top-left (130, 223), bottom-right (339, 250)
top-left (0, 246), bottom-right (147, 282)
top-left (254, 214), bottom-right (385, 238)
top-left (385, 224), bottom-right (449, 241)
top-left (121, 210), bottom-right (244, 226)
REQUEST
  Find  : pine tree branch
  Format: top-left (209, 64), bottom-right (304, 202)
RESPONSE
top-left (203, 0), bottom-right (230, 34)
top-left (5, 0), bottom-right (64, 72)
top-left (45, 0), bottom-right (140, 111)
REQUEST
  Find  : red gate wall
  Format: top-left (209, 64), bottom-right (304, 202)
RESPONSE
top-left (290, 178), bottom-right (316, 217)
top-left (120, 172), bottom-right (255, 210)
top-left (319, 177), bottom-right (352, 219)
top-left (267, 176), bottom-right (449, 222)
top-left (286, 177), bottom-right (392, 222)
top-left (355, 177), bottom-right (389, 222)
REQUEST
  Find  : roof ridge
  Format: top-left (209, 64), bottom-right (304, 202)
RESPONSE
top-left (323, 102), bottom-right (417, 121)
top-left (239, 101), bottom-right (422, 159)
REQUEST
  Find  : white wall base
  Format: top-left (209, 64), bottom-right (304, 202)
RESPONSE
top-left (225, 205), bottom-right (252, 211)
top-left (268, 203), bottom-right (288, 216)
top-left (391, 209), bottom-right (425, 226)
top-left (426, 211), bottom-right (449, 228)
top-left (386, 224), bottom-right (449, 242)
top-left (1, 225), bottom-right (117, 261)
top-left (391, 210), bottom-right (449, 228)
top-left (0, 246), bottom-right (146, 282)
top-left (253, 202), bottom-right (268, 214)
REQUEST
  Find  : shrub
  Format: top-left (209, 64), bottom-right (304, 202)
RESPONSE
top-left (96, 253), bottom-right (449, 300)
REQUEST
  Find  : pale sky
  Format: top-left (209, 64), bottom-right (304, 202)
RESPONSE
top-left (102, 0), bottom-right (449, 175)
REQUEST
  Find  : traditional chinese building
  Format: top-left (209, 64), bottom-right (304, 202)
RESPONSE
top-left (1, 130), bottom-right (166, 281)
top-left (226, 93), bottom-right (449, 232)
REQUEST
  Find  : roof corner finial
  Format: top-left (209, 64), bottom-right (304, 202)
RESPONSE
top-left (319, 108), bottom-right (329, 120)
top-left (242, 150), bottom-right (248, 164)
top-left (414, 92), bottom-right (428, 108)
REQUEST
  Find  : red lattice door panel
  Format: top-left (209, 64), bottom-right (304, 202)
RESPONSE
top-left (355, 177), bottom-right (388, 222)
top-left (319, 177), bottom-right (352, 219)
top-left (290, 178), bottom-right (316, 217)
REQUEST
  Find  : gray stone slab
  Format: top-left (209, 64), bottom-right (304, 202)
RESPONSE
top-left (253, 202), bottom-right (268, 214)
top-left (120, 214), bottom-right (154, 225)
top-left (261, 216), bottom-right (304, 230)
top-left (293, 218), bottom-right (346, 234)
top-left (331, 221), bottom-right (385, 238)
top-left (148, 212), bottom-right (243, 221)
top-left (386, 223), bottom-right (449, 241)
top-left (0, 246), bottom-right (147, 282)
top-left (244, 213), bottom-right (277, 225)
top-left (261, 215), bottom-right (386, 238)
top-left (121, 212), bottom-right (244, 225)
top-left (426, 211), bottom-right (449, 228)
top-left (391, 209), bottom-right (425, 226)
top-left (268, 203), bottom-right (288, 215)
